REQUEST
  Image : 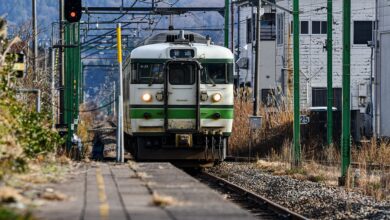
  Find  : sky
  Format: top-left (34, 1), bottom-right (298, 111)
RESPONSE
top-left (0, 0), bottom-right (225, 100)
top-left (0, 0), bottom-right (225, 39)
top-left (0, 0), bottom-right (224, 24)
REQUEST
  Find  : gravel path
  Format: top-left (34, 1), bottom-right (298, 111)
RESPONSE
top-left (207, 162), bottom-right (390, 219)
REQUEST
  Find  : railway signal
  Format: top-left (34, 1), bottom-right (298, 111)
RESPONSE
top-left (65, 0), bottom-right (82, 23)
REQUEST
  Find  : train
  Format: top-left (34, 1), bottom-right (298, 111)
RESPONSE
top-left (123, 30), bottom-right (234, 166)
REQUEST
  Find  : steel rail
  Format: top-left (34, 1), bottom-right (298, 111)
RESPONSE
top-left (199, 172), bottom-right (308, 220)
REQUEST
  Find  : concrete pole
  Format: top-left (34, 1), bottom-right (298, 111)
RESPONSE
top-left (51, 47), bottom-right (56, 129)
top-left (327, 0), bottom-right (334, 146)
top-left (237, 6), bottom-right (241, 88)
top-left (230, 1), bottom-right (234, 52)
top-left (253, 0), bottom-right (261, 116)
top-left (32, 0), bottom-right (38, 80)
top-left (59, 0), bottom-right (65, 124)
top-left (37, 89), bottom-right (41, 113)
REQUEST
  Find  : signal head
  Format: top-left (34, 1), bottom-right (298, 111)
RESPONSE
top-left (65, 0), bottom-right (82, 23)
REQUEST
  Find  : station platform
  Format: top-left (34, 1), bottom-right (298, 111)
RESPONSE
top-left (36, 162), bottom-right (257, 220)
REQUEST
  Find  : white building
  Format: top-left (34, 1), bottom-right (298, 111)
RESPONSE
top-left (375, 0), bottom-right (390, 137)
top-left (275, 0), bottom-right (375, 138)
top-left (235, 1), bottom-right (280, 105)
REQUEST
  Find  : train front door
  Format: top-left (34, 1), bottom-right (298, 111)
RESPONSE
top-left (165, 61), bottom-right (200, 131)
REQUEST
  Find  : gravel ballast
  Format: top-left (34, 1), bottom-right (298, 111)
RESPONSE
top-left (207, 162), bottom-right (390, 219)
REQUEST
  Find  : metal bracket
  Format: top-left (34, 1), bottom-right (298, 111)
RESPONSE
top-left (53, 44), bottom-right (79, 48)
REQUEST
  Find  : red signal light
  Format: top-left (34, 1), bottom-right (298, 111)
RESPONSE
top-left (65, 0), bottom-right (82, 23)
top-left (70, 11), bottom-right (77, 18)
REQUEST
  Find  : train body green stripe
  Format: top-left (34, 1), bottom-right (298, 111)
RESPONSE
top-left (130, 108), bottom-right (234, 119)
top-left (130, 105), bottom-right (234, 109)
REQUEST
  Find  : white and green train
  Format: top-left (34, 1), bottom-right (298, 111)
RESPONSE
top-left (123, 31), bottom-right (234, 166)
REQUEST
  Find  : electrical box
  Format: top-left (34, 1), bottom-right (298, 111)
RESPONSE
top-left (249, 116), bottom-right (262, 129)
top-left (359, 83), bottom-right (368, 98)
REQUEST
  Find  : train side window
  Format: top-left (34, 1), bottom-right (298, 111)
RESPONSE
top-left (131, 63), bottom-right (137, 83)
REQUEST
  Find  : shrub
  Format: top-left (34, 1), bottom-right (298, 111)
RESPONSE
top-left (0, 34), bottom-right (63, 178)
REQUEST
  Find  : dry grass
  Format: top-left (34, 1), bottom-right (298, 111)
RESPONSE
top-left (8, 159), bottom-right (69, 186)
top-left (353, 139), bottom-right (390, 165)
top-left (230, 98), bottom-right (293, 157)
top-left (41, 189), bottom-right (68, 201)
top-left (77, 104), bottom-right (96, 159)
top-left (134, 172), bottom-right (151, 180)
top-left (0, 187), bottom-right (26, 204)
top-left (230, 99), bottom-right (390, 200)
top-left (128, 161), bottom-right (139, 170)
top-left (351, 139), bottom-right (390, 200)
top-left (152, 193), bottom-right (179, 207)
top-left (254, 142), bottom-right (390, 200)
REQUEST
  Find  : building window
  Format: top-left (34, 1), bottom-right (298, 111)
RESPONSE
top-left (262, 13), bottom-right (276, 40)
top-left (354, 21), bottom-right (373, 45)
top-left (312, 88), bottom-right (342, 110)
top-left (301, 21), bottom-right (309, 34)
top-left (246, 18), bottom-right (252, 43)
top-left (277, 13), bottom-right (284, 44)
top-left (312, 21), bottom-right (327, 34)
top-left (290, 21), bottom-right (309, 34)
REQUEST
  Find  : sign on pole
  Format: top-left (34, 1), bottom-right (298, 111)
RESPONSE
top-left (300, 115), bottom-right (310, 125)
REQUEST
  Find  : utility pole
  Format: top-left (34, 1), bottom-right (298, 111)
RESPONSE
top-left (230, 1), bottom-right (234, 52)
top-left (32, 0), bottom-right (38, 80)
top-left (51, 47), bottom-right (56, 129)
top-left (253, 0), bottom-right (261, 116)
top-left (340, 0), bottom-right (351, 185)
top-left (59, 0), bottom-right (65, 124)
top-left (237, 6), bottom-right (241, 89)
top-left (293, 0), bottom-right (301, 167)
top-left (224, 0), bottom-right (230, 48)
top-left (327, 0), bottom-right (333, 146)
top-left (116, 23), bottom-right (124, 163)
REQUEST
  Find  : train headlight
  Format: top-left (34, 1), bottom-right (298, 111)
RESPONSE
top-left (142, 93), bottom-right (152, 102)
top-left (212, 93), bottom-right (222, 102)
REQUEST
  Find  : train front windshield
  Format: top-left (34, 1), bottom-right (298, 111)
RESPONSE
top-left (169, 63), bottom-right (196, 85)
top-left (131, 62), bottom-right (233, 85)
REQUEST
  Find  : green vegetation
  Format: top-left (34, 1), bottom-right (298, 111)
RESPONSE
top-left (0, 27), bottom-right (63, 179)
top-left (0, 206), bottom-right (35, 220)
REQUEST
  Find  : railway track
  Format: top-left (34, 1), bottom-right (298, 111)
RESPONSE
top-left (194, 171), bottom-right (308, 220)
top-left (225, 156), bottom-right (390, 170)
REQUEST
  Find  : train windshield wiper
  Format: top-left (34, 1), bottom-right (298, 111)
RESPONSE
top-left (202, 70), bottom-right (216, 86)
top-left (148, 73), bottom-right (161, 86)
